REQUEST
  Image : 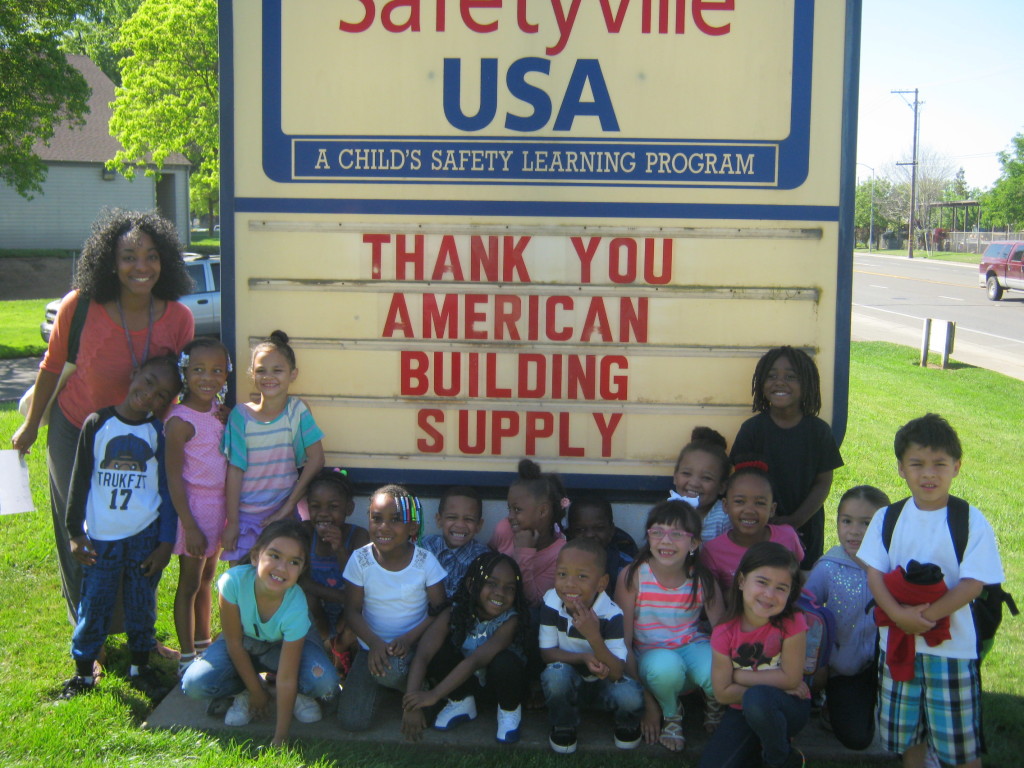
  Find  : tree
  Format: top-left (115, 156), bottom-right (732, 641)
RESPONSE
top-left (108, 0), bottom-right (218, 225)
top-left (854, 176), bottom-right (894, 248)
top-left (986, 133), bottom-right (1024, 230)
top-left (0, 1), bottom-right (98, 198)
top-left (879, 147), bottom-right (956, 245)
top-left (62, 0), bottom-right (144, 85)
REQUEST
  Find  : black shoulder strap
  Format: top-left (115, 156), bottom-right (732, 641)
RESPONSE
top-left (66, 293), bottom-right (91, 365)
top-left (880, 497), bottom-right (909, 552)
top-left (946, 496), bottom-right (970, 565)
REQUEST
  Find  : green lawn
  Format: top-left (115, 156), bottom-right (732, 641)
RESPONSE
top-left (0, 299), bottom-right (52, 359)
top-left (1, 341), bottom-right (1021, 767)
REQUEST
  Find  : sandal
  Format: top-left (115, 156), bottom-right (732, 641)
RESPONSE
top-left (659, 716), bottom-right (685, 752)
top-left (703, 697), bottom-right (725, 733)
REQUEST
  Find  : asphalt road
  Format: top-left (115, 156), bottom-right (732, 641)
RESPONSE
top-left (852, 252), bottom-right (1024, 381)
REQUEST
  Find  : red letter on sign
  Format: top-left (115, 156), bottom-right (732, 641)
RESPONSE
top-left (417, 409), bottom-right (444, 452)
top-left (339, 0), bottom-right (374, 32)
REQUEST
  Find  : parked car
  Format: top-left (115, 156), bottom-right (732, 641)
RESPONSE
top-left (978, 241), bottom-right (1024, 301)
top-left (41, 254), bottom-right (221, 341)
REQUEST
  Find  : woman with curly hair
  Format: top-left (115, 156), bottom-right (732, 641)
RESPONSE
top-left (12, 209), bottom-right (195, 636)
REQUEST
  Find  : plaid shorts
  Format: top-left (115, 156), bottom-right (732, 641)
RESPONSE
top-left (877, 650), bottom-right (983, 764)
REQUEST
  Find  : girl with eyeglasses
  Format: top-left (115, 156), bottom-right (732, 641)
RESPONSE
top-left (613, 500), bottom-right (723, 752)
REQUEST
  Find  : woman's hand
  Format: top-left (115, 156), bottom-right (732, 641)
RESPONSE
top-left (11, 421), bottom-right (39, 455)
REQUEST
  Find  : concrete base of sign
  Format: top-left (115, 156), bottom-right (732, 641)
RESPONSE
top-left (145, 683), bottom-right (893, 762)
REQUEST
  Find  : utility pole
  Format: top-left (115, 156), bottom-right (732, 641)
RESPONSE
top-left (893, 88), bottom-right (920, 258)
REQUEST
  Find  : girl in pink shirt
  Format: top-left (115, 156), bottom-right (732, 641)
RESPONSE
top-left (488, 459), bottom-right (568, 609)
top-left (700, 462), bottom-right (804, 593)
top-left (700, 541), bottom-right (810, 768)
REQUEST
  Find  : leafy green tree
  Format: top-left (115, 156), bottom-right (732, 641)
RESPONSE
top-left (0, 1), bottom-right (98, 198)
top-left (62, 0), bottom-right (144, 85)
top-left (854, 176), bottom-right (894, 248)
top-left (108, 0), bottom-right (218, 226)
top-left (986, 133), bottom-right (1024, 230)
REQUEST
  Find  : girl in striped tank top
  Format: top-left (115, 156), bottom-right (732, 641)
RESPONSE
top-left (614, 500), bottom-right (724, 752)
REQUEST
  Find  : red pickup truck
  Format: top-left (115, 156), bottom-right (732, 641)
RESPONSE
top-left (979, 241), bottom-right (1024, 300)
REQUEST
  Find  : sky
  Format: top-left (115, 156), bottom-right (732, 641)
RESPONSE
top-left (856, 0), bottom-right (1024, 192)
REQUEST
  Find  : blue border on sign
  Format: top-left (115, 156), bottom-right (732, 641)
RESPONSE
top-left (221, 0), bottom-right (857, 494)
top-left (260, 0), bottom-right (815, 190)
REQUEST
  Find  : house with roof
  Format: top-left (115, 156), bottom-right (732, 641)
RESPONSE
top-left (0, 55), bottom-right (190, 251)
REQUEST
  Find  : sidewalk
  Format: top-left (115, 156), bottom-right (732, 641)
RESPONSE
top-left (144, 683), bottom-right (893, 762)
top-left (0, 356), bottom-right (41, 403)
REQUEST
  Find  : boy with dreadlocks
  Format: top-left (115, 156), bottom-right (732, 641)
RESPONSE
top-left (337, 485), bottom-right (447, 732)
top-left (730, 346), bottom-right (843, 569)
top-left (401, 552), bottom-right (529, 744)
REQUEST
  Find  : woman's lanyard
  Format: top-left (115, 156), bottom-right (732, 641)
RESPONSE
top-left (116, 295), bottom-right (154, 371)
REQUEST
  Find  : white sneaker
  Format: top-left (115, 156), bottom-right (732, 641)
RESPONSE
top-left (292, 693), bottom-right (322, 723)
top-left (496, 705), bottom-right (521, 743)
top-left (433, 696), bottom-right (477, 730)
top-left (224, 691), bottom-right (252, 726)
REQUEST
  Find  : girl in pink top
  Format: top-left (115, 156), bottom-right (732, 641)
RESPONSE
top-left (165, 337), bottom-right (232, 675)
top-left (701, 462), bottom-right (804, 593)
top-left (488, 459), bottom-right (568, 608)
top-left (700, 542), bottom-right (810, 768)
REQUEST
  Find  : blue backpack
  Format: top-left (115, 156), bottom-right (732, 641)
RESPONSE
top-left (796, 588), bottom-right (837, 681)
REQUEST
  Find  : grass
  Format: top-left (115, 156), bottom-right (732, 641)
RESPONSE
top-left (1, 341), bottom-right (1022, 766)
top-left (0, 299), bottom-right (52, 359)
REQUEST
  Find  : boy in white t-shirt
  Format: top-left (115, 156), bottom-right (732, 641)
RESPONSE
top-left (858, 414), bottom-right (1004, 768)
top-left (337, 486), bottom-right (447, 731)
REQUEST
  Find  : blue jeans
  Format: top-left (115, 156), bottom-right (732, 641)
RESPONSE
top-left (540, 662), bottom-right (644, 730)
top-left (71, 520), bottom-right (162, 662)
top-left (337, 647), bottom-right (412, 731)
top-left (698, 685), bottom-right (811, 768)
top-left (181, 630), bottom-right (338, 700)
top-left (638, 640), bottom-right (714, 717)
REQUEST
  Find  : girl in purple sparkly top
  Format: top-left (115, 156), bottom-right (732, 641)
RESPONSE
top-left (805, 485), bottom-right (890, 751)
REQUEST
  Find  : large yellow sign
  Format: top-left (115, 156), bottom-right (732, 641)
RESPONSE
top-left (222, 0), bottom-right (859, 492)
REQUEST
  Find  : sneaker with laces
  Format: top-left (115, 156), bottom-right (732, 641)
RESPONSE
top-left (129, 666), bottom-right (171, 701)
top-left (434, 696), bottom-right (478, 730)
top-left (58, 675), bottom-right (94, 700)
top-left (614, 724), bottom-right (642, 750)
top-left (292, 693), bottom-right (323, 723)
top-left (496, 705), bottom-right (521, 743)
top-left (549, 727), bottom-right (577, 754)
top-left (225, 691), bottom-right (253, 726)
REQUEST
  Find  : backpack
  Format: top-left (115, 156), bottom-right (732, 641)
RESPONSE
top-left (796, 588), bottom-right (837, 681)
top-left (880, 496), bottom-right (1018, 661)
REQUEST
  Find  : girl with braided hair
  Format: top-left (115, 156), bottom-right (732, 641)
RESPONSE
top-left (730, 346), bottom-right (843, 570)
top-left (337, 485), bottom-right (447, 732)
top-left (402, 552), bottom-right (529, 744)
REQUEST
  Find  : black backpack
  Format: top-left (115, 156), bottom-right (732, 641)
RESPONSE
top-left (881, 496), bottom-right (1018, 661)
